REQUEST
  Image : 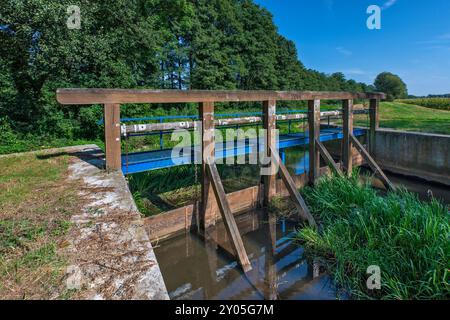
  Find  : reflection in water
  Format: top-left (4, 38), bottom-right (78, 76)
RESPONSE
top-left (154, 209), bottom-right (340, 300)
top-left (154, 142), bottom-right (448, 300)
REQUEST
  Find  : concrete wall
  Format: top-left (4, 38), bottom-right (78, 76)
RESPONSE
top-left (374, 129), bottom-right (450, 186)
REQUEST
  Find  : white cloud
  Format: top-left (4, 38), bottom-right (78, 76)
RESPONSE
top-left (336, 47), bottom-right (352, 56)
top-left (382, 0), bottom-right (398, 10)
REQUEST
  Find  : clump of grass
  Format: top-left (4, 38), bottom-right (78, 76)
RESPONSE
top-left (296, 171), bottom-right (449, 300)
top-left (268, 196), bottom-right (297, 218)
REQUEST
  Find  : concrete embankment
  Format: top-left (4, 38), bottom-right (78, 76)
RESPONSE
top-left (65, 145), bottom-right (168, 300)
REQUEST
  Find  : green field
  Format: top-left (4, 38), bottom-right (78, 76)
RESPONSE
top-left (354, 102), bottom-right (450, 135)
top-left (396, 98), bottom-right (450, 111)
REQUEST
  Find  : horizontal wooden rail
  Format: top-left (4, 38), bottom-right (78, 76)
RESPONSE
top-left (57, 89), bottom-right (385, 105)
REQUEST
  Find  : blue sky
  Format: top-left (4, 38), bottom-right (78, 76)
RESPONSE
top-left (254, 0), bottom-right (450, 96)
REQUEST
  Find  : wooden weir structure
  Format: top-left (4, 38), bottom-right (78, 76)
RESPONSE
top-left (57, 89), bottom-right (395, 272)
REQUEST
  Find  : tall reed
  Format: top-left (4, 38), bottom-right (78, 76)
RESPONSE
top-left (296, 171), bottom-right (449, 299)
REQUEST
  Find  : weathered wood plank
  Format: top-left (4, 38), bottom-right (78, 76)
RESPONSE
top-left (104, 104), bottom-right (121, 170)
top-left (270, 147), bottom-right (317, 228)
top-left (57, 89), bottom-right (386, 105)
top-left (350, 134), bottom-right (396, 191)
top-left (315, 139), bottom-right (343, 176)
top-left (342, 99), bottom-right (354, 176)
top-left (308, 100), bottom-right (320, 185)
top-left (369, 99), bottom-right (379, 155)
top-left (200, 102), bottom-right (216, 229)
top-left (206, 160), bottom-right (252, 272)
top-left (263, 100), bottom-right (277, 205)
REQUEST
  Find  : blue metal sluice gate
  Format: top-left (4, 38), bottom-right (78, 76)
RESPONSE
top-left (101, 109), bottom-right (367, 174)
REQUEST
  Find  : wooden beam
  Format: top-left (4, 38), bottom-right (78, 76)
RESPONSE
top-left (206, 160), bottom-right (252, 272)
top-left (350, 134), bottom-right (396, 191)
top-left (263, 100), bottom-right (277, 205)
top-left (104, 103), bottom-right (121, 170)
top-left (200, 102), bottom-right (216, 229)
top-left (369, 99), bottom-right (379, 155)
top-left (308, 100), bottom-right (320, 185)
top-left (270, 147), bottom-right (317, 228)
top-left (57, 89), bottom-right (386, 105)
top-left (342, 99), bottom-right (354, 176)
top-left (315, 139), bottom-right (343, 176)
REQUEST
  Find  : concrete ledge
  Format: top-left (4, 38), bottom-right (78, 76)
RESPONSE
top-left (374, 129), bottom-right (450, 186)
top-left (65, 145), bottom-right (168, 300)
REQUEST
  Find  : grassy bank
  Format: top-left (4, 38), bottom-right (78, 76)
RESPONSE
top-left (354, 102), bottom-right (450, 135)
top-left (296, 172), bottom-right (449, 300)
top-left (0, 152), bottom-right (80, 299)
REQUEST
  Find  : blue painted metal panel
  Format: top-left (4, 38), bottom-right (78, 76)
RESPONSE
top-left (121, 128), bottom-right (365, 174)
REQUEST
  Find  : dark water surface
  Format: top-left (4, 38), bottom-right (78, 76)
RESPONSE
top-left (154, 209), bottom-right (339, 300)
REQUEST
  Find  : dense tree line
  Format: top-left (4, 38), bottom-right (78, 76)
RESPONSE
top-left (0, 0), bottom-right (372, 142)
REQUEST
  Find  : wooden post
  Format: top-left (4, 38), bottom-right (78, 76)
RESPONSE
top-left (342, 99), bottom-right (353, 176)
top-left (104, 103), bottom-right (121, 170)
top-left (308, 100), bottom-right (320, 185)
top-left (200, 102), bottom-right (216, 229)
top-left (263, 100), bottom-right (276, 206)
top-left (369, 99), bottom-right (379, 155)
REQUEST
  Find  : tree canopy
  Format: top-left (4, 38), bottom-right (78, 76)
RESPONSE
top-left (0, 0), bottom-right (372, 141)
top-left (374, 72), bottom-right (408, 101)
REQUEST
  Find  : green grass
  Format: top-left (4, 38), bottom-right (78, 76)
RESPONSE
top-left (0, 152), bottom-right (79, 299)
top-left (354, 102), bottom-right (450, 135)
top-left (295, 172), bottom-right (450, 300)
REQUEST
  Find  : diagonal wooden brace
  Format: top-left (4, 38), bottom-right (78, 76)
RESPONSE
top-left (270, 147), bottom-right (317, 228)
top-left (350, 134), bottom-right (397, 191)
top-left (315, 138), bottom-right (343, 176)
top-left (206, 159), bottom-right (252, 272)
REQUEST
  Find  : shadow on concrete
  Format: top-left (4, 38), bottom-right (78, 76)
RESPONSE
top-left (35, 145), bottom-right (105, 170)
